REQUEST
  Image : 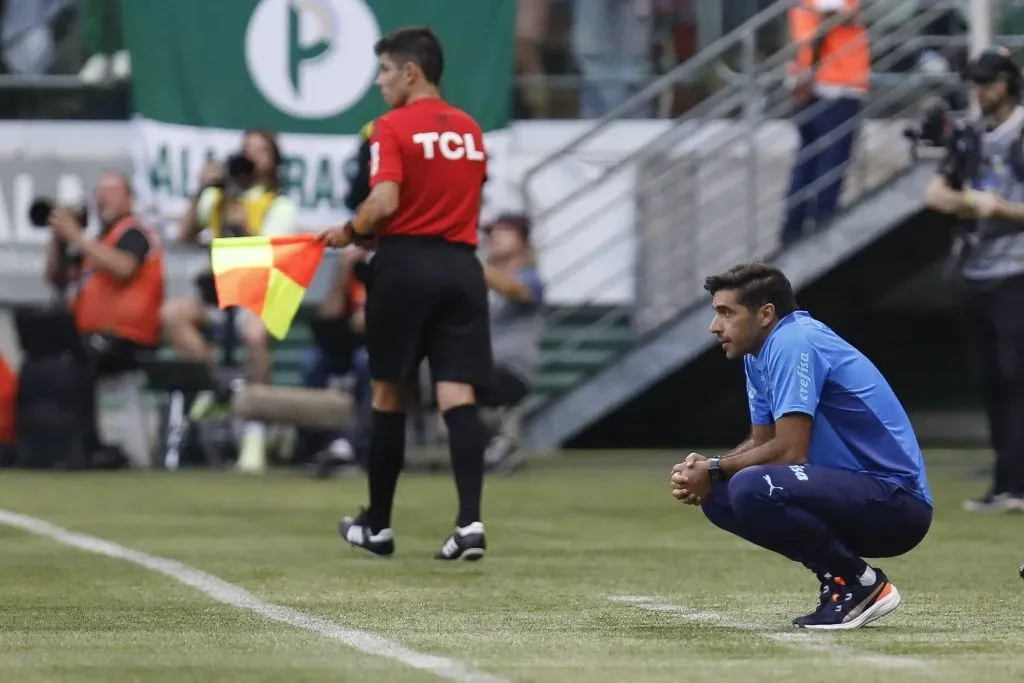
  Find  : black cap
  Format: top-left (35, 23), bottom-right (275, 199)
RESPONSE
top-left (483, 212), bottom-right (531, 241)
top-left (965, 47), bottom-right (1019, 85)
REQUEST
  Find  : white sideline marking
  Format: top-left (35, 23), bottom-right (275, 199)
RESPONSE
top-left (607, 595), bottom-right (927, 670)
top-left (0, 510), bottom-right (507, 683)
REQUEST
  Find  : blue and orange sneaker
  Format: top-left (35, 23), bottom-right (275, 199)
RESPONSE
top-left (795, 567), bottom-right (901, 630)
top-left (792, 572), bottom-right (838, 628)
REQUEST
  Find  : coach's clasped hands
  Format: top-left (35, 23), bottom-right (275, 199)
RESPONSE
top-left (670, 453), bottom-right (711, 506)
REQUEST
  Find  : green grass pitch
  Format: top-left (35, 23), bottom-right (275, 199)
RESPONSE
top-left (0, 450), bottom-right (1021, 683)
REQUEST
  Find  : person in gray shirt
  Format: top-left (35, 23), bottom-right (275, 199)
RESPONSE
top-left (476, 213), bottom-right (545, 473)
top-left (924, 47), bottom-right (1024, 513)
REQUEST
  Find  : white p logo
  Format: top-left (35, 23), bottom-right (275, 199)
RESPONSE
top-left (245, 0), bottom-right (381, 119)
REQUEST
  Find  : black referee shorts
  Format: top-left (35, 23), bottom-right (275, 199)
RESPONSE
top-left (365, 236), bottom-right (493, 388)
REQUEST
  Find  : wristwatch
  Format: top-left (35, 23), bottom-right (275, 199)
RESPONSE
top-left (707, 458), bottom-right (726, 485)
top-left (343, 220), bottom-right (374, 244)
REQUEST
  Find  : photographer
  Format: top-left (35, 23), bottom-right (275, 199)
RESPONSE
top-left (43, 172), bottom-right (163, 466)
top-left (923, 47), bottom-right (1024, 513)
top-left (160, 128), bottom-right (296, 472)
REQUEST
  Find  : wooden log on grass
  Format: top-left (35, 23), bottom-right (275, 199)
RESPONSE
top-left (231, 385), bottom-right (355, 429)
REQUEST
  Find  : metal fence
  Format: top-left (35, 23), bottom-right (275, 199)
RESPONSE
top-left (520, 0), bottom-right (1009, 375)
top-left (0, 0), bottom-right (128, 119)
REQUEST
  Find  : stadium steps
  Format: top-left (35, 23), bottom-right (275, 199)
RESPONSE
top-left (524, 162), bottom-right (960, 450)
top-left (524, 306), bottom-right (633, 417)
top-left (515, 0), bottom-right (972, 451)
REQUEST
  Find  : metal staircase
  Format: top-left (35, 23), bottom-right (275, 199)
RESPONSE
top-left (520, 0), bottom-right (982, 449)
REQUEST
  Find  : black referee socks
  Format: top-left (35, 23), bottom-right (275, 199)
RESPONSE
top-left (366, 410), bottom-right (406, 533)
top-left (443, 404), bottom-right (489, 527)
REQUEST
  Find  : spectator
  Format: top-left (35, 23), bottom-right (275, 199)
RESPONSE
top-left (571, 0), bottom-right (654, 118)
top-left (337, 117), bottom-right (432, 456)
top-left (516, 0), bottom-right (551, 118)
top-left (302, 247), bottom-right (372, 476)
top-left (780, 0), bottom-right (869, 246)
top-left (478, 213), bottom-right (545, 473)
top-left (343, 120), bottom-right (376, 215)
top-left (77, 0), bottom-right (130, 82)
top-left (160, 128), bottom-right (296, 473)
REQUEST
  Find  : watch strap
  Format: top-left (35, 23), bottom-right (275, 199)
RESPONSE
top-left (708, 457), bottom-right (725, 484)
top-left (343, 221), bottom-right (374, 244)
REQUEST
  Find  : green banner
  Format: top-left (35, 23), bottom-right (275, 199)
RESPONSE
top-left (122, 0), bottom-right (515, 134)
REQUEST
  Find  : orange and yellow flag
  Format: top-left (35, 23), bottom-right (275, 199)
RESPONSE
top-left (210, 234), bottom-right (326, 340)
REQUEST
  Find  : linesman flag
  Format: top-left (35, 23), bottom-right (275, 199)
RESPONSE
top-left (210, 235), bottom-right (326, 340)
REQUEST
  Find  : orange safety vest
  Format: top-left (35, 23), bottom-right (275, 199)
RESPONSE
top-left (346, 278), bottom-right (366, 314)
top-left (788, 0), bottom-right (870, 96)
top-left (0, 352), bottom-right (16, 444)
top-left (73, 215), bottom-right (165, 347)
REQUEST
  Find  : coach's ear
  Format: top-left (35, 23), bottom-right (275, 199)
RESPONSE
top-left (773, 413), bottom-right (812, 465)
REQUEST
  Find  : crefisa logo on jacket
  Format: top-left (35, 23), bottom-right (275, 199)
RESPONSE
top-left (245, 0), bottom-right (381, 119)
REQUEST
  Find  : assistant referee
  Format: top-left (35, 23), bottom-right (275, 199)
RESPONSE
top-left (319, 26), bottom-right (492, 561)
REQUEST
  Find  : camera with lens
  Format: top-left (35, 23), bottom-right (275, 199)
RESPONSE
top-left (28, 197), bottom-right (88, 230)
top-left (907, 47), bottom-right (1024, 191)
top-left (210, 153), bottom-right (256, 200)
top-left (28, 198), bottom-right (89, 299)
top-left (204, 152), bottom-right (257, 240)
top-left (904, 96), bottom-right (983, 191)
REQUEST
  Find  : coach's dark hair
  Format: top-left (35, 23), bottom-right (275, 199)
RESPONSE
top-left (704, 263), bottom-right (798, 318)
top-left (374, 26), bottom-right (444, 85)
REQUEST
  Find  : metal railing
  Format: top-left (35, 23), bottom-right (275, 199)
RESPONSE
top-left (521, 0), bottom-right (985, 400)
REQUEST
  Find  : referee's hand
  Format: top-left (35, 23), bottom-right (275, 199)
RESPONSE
top-left (317, 225), bottom-right (352, 248)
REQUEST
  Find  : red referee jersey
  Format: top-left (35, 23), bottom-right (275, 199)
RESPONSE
top-left (369, 98), bottom-right (487, 246)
